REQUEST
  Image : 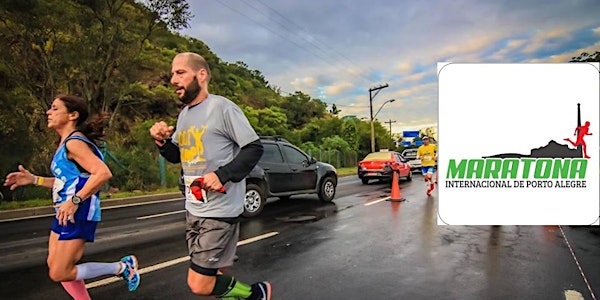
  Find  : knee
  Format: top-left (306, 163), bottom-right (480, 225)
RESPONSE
top-left (187, 279), bottom-right (213, 296)
top-left (48, 268), bottom-right (69, 282)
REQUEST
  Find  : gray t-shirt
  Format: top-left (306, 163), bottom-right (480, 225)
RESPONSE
top-left (172, 94), bottom-right (259, 218)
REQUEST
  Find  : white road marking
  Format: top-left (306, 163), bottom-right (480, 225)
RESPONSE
top-left (237, 231), bottom-right (279, 246)
top-left (136, 210), bottom-right (186, 220)
top-left (101, 198), bottom-right (183, 210)
top-left (564, 290), bottom-right (585, 300)
top-left (559, 226), bottom-right (597, 300)
top-left (0, 198), bottom-right (183, 223)
top-left (85, 231), bottom-right (279, 289)
top-left (364, 196), bottom-right (391, 206)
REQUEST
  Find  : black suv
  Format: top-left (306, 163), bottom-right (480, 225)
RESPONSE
top-left (179, 137), bottom-right (338, 217)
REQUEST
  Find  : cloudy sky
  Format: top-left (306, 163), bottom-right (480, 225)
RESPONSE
top-left (180, 0), bottom-right (600, 134)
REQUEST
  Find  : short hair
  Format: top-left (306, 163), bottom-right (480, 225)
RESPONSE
top-left (176, 52), bottom-right (211, 82)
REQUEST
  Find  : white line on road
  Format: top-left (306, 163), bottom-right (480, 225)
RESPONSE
top-left (0, 198), bottom-right (183, 223)
top-left (559, 226), bottom-right (597, 300)
top-left (136, 210), bottom-right (186, 220)
top-left (364, 196), bottom-right (390, 206)
top-left (85, 231), bottom-right (279, 289)
top-left (237, 231), bottom-right (279, 246)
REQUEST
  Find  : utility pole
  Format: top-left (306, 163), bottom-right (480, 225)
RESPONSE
top-left (369, 83), bottom-right (389, 152)
top-left (384, 119), bottom-right (396, 148)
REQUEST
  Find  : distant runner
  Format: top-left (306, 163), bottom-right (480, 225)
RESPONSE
top-left (417, 136), bottom-right (437, 196)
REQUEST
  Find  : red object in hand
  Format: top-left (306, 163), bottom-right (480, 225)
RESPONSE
top-left (189, 177), bottom-right (226, 201)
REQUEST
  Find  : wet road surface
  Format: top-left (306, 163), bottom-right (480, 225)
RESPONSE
top-left (0, 175), bottom-right (598, 299)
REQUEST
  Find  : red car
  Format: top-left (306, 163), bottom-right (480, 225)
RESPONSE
top-left (358, 151), bottom-right (413, 184)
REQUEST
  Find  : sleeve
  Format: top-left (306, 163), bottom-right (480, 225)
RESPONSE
top-left (222, 103), bottom-right (259, 148)
top-left (215, 139), bottom-right (264, 183)
top-left (156, 138), bottom-right (181, 163)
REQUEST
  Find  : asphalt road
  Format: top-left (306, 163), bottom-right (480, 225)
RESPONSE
top-left (0, 175), bottom-right (598, 300)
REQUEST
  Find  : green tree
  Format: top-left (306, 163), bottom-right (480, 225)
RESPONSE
top-left (570, 51), bottom-right (600, 62)
top-left (321, 135), bottom-right (352, 152)
top-left (329, 104), bottom-right (341, 115)
top-left (341, 120), bottom-right (359, 151)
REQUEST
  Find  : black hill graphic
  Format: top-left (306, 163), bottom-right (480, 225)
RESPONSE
top-left (483, 140), bottom-right (582, 159)
top-left (483, 103), bottom-right (587, 159)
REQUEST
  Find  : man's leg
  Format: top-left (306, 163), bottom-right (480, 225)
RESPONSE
top-left (186, 214), bottom-right (271, 299)
top-left (426, 167), bottom-right (435, 196)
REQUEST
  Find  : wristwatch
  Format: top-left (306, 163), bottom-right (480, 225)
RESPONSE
top-left (71, 195), bottom-right (83, 205)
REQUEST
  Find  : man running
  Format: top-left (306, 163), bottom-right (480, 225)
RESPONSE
top-left (150, 52), bottom-right (271, 299)
top-left (417, 136), bottom-right (437, 196)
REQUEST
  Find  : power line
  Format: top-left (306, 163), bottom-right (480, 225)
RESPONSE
top-left (214, 0), bottom-right (376, 87)
top-left (253, 0), bottom-right (380, 80)
top-left (244, 0), bottom-right (377, 84)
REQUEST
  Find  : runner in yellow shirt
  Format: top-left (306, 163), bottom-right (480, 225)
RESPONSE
top-left (417, 136), bottom-right (437, 196)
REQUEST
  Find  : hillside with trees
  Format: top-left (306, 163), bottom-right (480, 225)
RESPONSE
top-left (0, 0), bottom-right (394, 200)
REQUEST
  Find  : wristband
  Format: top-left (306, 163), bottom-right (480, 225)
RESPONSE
top-left (34, 176), bottom-right (44, 186)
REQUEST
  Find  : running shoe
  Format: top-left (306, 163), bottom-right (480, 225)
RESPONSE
top-left (120, 255), bottom-right (140, 292)
top-left (251, 282), bottom-right (272, 300)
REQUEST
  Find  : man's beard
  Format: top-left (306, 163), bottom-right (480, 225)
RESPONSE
top-left (180, 76), bottom-right (201, 104)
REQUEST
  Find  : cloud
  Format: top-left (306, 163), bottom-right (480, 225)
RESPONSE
top-left (528, 40), bottom-right (600, 63)
top-left (400, 71), bottom-right (428, 83)
top-left (397, 62), bottom-right (413, 74)
top-left (290, 77), bottom-right (318, 91)
top-left (489, 39), bottom-right (527, 61)
top-left (180, 0), bottom-right (600, 131)
top-left (521, 28), bottom-right (572, 54)
top-left (325, 81), bottom-right (354, 95)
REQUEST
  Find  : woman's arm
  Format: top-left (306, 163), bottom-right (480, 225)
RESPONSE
top-left (65, 139), bottom-right (113, 201)
top-left (3, 165), bottom-right (55, 190)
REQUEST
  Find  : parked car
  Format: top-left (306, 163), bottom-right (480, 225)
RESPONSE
top-left (179, 136), bottom-right (338, 217)
top-left (357, 151), bottom-right (412, 184)
top-left (401, 148), bottom-right (421, 171)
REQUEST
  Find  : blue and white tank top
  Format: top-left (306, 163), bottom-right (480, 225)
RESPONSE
top-left (50, 134), bottom-right (103, 222)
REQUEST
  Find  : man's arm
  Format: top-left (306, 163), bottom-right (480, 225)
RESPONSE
top-left (214, 139), bottom-right (264, 183)
top-left (156, 138), bottom-right (181, 163)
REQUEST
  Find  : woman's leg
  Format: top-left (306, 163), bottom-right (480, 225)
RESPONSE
top-left (47, 231), bottom-right (86, 282)
top-left (48, 231), bottom-right (91, 300)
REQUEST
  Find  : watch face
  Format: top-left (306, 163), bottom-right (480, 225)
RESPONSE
top-left (72, 196), bottom-right (82, 204)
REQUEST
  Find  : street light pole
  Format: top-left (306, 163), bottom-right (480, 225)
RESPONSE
top-left (369, 83), bottom-right (389, 152)
top-left (384, 119), bottom-right (396, 147)
top-left (371, 99), bottom-right (395, 151)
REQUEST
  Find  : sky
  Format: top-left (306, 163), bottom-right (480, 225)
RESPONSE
top-left (179, 0), bottom-right (600, 135)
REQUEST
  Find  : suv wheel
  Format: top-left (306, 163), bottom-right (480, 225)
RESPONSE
top-left (243, 183), bottom-right (266, 217)
top-left (318, 176), bottom-right (336, 202)
top-left (361, 178), bottom-right (369, 185)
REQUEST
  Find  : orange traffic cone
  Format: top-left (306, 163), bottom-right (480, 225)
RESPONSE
top-left (388, 170), bottom-right (406, 202)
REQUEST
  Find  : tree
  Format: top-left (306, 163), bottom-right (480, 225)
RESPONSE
top-left (321, 135), bottom-right (352, 152)
top-left (341, 120), bottom-right (359, 151)
top-left (329, 103), bottom-right (341, 115)
top-left (570, 51), bottom-right (600, 62)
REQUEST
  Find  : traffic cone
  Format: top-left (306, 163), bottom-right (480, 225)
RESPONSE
top-left (388, 170), bottom-right (406, 202)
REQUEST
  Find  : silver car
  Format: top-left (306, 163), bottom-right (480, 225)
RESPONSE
top-left (401, 148), bottom-right (421, 172)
